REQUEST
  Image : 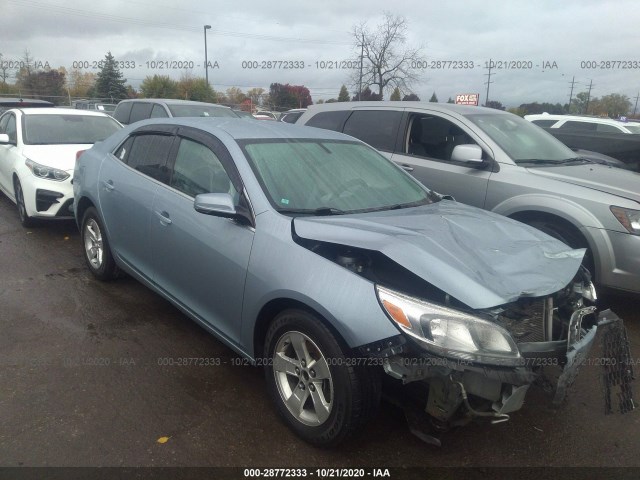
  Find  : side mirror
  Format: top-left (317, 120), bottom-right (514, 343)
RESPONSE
top-left (0, 133), bottom-right (12, 145)
top-left (451, 144), bottom-right (484, 164)
top-left (194, 192), bottom-right (237, 218)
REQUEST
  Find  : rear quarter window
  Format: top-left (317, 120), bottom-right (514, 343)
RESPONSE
top-left (305, 110), bottom-right (350, 132)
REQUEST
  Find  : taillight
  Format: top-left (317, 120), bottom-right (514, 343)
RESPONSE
top-left (76, 150), bottom-right (86, 161)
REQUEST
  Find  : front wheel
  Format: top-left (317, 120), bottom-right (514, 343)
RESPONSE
top-left (81, 207), bottom-right (119, 281)
top-left (14, 177), bottom-right (36, 228)
top-left (264, 309), bottom-right (380, 447)
top-left (527, 219), bottom-right (595, 280)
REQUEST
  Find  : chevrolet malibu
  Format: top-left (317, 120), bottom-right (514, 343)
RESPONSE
top-left (73, 118), bottom-right (632, 446)
top-left (0, 108), bottom-right (122, 227)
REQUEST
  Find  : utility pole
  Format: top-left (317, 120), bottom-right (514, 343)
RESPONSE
top-left (484, 59), bottom-right (494, 106)
top-left (633, 92), bottom-right (639, 117)
top-left (358, 33), bottom-right (364, 101)
top-left (585, 79), bottom-right (594, 114)
top-left (567, 76), bottom-right (578, 113)
top-left (204, 25), bottom-right (211, 86)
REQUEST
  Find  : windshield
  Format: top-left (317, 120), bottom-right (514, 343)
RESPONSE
top-left (168, 105), bottom-right (239, 118)
top-left (23, 114), bottom-right (122, 145)
top-left (241, 139), bottom-right (432, 214)
top-left (466, 113), bottom-right (577, 164)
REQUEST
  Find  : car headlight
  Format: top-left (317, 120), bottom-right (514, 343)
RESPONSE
top-left (376, 285), bottom-right (521, 366)
top-left (610, 206), bottom-right (640, 235)
top-left (25, 159), bottom-right (70, 181)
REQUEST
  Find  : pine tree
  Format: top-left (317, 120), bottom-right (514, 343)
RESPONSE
top-left (429, 92), bottom-right (438, 102)
top-left (94, 52), bottom-right (128, 101)
top-left (338, 85), bottom-right (350, 102)
top-left (390, 87), bottom-right (401, 101)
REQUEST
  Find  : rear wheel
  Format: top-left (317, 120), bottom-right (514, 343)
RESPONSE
top-left (14, 177), bottom-right (35, 228)
top-left (81, 207), bottom-right (119, 281)
top-left (264, 309), bottom-right (380, 447)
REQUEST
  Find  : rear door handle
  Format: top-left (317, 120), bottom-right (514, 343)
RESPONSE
top-left (155, 210), bottom-right (172, 226)
top-left (400, 164), bottom-right (414, 172)
top-left (103, 180), bottom-right (115, 191)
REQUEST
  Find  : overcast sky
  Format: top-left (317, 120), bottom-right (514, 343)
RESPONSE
top-left (3, 0), bottom-right (640, 108)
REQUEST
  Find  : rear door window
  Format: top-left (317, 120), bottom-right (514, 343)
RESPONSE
top-left (342, 110), bottom-right (402, 152)
top-left (150, 105), bottom-right (169, 118)
top-left (113, 102), bottom-right (133, 124)
top-left (126, 134), bottom-right (175, 183)
top-left (129, 103), bottom-right (154, 124)
top-left (559, 121), bottom-right (597, 131)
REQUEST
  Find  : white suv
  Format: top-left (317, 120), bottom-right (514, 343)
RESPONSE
top-left (525, 113), bottom-right (640, 134)
top-left (0, 108), bottom-right (121, 226)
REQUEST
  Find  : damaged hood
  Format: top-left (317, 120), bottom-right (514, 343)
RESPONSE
top-left (293, 200), bottom-right (585, 309)
top-left (527, 164), bottom-right (640, 203)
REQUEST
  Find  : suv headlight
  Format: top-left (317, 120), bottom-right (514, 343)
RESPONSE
top-left (610, 206), bottom-right (640, 235)
top-left (25, 159), bottom-right (70, 181)
top-left (376, 285), bottom-right (521, 366)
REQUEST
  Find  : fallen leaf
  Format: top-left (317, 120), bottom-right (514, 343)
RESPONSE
top-left (157, 436), bottom-right (170, 444)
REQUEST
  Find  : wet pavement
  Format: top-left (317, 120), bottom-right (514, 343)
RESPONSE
top-left (1, 194), bottom-right (639, 468)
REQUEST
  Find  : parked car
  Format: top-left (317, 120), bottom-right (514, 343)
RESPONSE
top-left (113, 99), bottom-right (238, 125)
top-left (254, 110), bottom-right (278, 120)
top-left (0, 97), bottom-right (54, 113)
top-left (73, 117), bottom-right (627, 447)
top-left (73, 100), bottom-right (117, 114)
top-left (525, 113), bottom-right (640, 134)
top-left (0, 108), bottom-right (122, 226)
top-left (297, 102), bottom-right (640, 294)
top-left (280, 108), bottom-right (307, 124)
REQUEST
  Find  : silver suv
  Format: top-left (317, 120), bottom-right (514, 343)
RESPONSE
top-left (297, 102), bottom-right (640, 294)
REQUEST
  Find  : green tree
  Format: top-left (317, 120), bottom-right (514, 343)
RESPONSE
top-left (402, 93), bottom-right (420, 101)
top-left (593, 94), bottom-right (631, 117)
top-left (140, 75), bottom-right (179, 98)
top-left (94, 52), bottom-right (128, 101)
top-left (569, 91), bottom-right (590, 114)
top-left (20, 69), bottom-right (66, 105)
top-left (338, 85), bottom-right (350, 102)
top-left (429, 92), bottom-right (438, 102)
top-left (246, 87), bottom-right (266, 107)
top-left (177, 75), bottom-right (215, 102)
top-left (447, 97), bottom-right (454, 104)
top-left (485, 100), bottom-right (505, 110)
top-left (390, 87), bottom-right (401, 101)
top-left (225, 87), bottom-right (247, 107)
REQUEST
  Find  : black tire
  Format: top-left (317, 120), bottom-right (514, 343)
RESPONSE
top-left (264, 309), bottom-right (380, 447)
top-left (527, 219), bottom-right (595, 280)
top-left (81, 206), bottom-right (119, 281)
top-left (14, 177), bottom-right (36, 228)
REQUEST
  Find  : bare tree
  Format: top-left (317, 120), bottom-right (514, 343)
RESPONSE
top-left (352, 12), bottom-right (424, 100)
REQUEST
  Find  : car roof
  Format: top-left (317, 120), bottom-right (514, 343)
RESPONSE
top-left (524, 113), bottom-right (640, 126)
top-left (0, 97), bottom-right (54, 106)
top-left (118, 98), bottom-right (232, 108)
top-left (130, 117), bottom-right (357, 141)
top-left (304, 101), bottom-right (508, 117)
top-left (16, 108), bottom-right (114, 117)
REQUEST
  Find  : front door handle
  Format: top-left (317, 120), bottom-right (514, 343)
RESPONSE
top-left (103, 180), bottom-right (115, 191)
top-left (155, 210), bottom-right (172, 226)
top-left (400, 164), bottom-right (414, 172)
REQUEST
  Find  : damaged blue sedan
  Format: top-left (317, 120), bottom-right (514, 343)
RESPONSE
top-left (73, 118), bottom-right (633, 447)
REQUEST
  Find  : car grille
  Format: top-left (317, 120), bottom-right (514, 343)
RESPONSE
top-left (494, 298), bottom-right (547, 343)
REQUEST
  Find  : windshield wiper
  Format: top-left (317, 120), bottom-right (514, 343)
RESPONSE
top-left (518, 157), bottom-right (591, 166)
top-left (276, 207), bottom-right (346, 216)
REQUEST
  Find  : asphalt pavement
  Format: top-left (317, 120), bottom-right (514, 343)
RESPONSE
top-left (1, 194), bottom-right (639, 470)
